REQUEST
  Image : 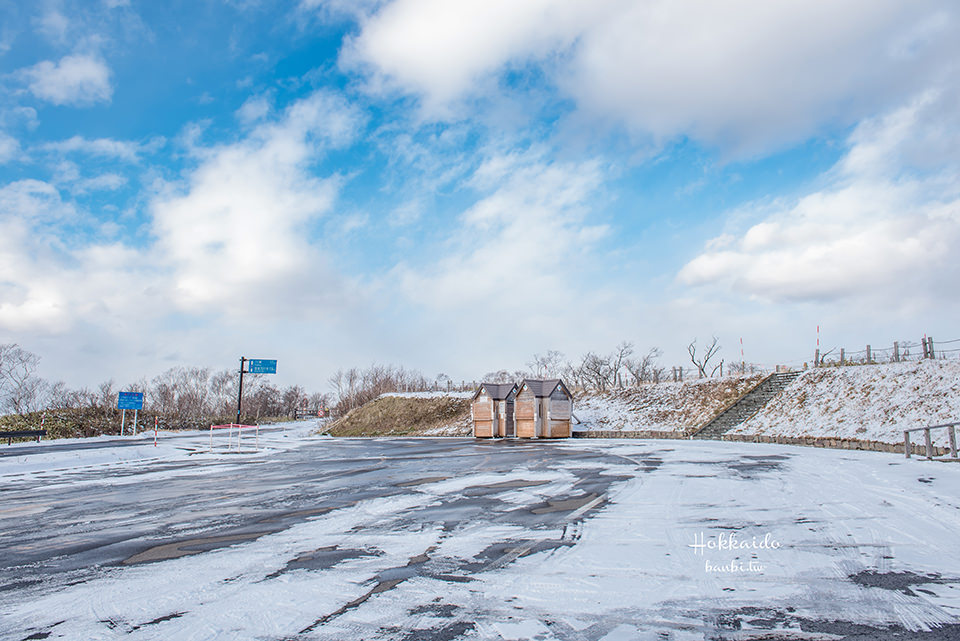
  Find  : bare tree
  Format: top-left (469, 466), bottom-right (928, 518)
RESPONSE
top-left (610, 342), bottom-right (634, 388)
top-left (579, 352), bottom-right (612, 391)
top-left (527, 350), bottom-right (565, 378)
top-left (624, 347), bottom-right (663, 385)
top-left (688, 336), bottom-right (722, 378)
top-left (0, 344), bottom-right (46, 415)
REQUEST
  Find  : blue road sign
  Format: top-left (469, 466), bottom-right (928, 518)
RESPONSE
top-left (247, 359), bottom-right (277, 374)
top-left (118, 392), bottom-right (144, 410)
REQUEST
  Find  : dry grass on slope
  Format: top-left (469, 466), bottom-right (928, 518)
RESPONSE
top-left (325, 395), bottom-right (471, 437)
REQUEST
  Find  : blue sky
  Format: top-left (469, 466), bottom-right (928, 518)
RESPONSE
top-left (1, 0), bottom-right (959, 389)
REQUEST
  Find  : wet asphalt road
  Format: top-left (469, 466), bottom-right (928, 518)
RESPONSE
top-left (0, 437), bottom-right (624, 593)
top-left (3, 436), bottom-right (960, 640)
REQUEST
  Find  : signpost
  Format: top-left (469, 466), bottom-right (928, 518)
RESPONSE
top-left (236, 357), bottom-right (277, 423)
top-left (118, 392), bottom-right (144, 436)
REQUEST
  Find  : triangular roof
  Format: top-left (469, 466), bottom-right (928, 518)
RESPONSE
top-left (518, 378), bottom-right (571, 399)
top-left (472, 382), bottom-right (519, 401)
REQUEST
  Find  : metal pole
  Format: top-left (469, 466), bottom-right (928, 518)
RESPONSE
top-left (133, 408), bottom-right (138, 435)
top-left (121, 409), bottom-right (126, 436)
top-left (925, 428), bottom-right (933, 459)
top-left (236, 356), bottom-right (246, 424)
top-left (904, 431), bottom-right (911, 458)
top-left (950, 427), bottom-right (958, 459)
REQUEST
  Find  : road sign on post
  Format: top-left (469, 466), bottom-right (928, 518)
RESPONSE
top-left (118, 392), bottom-right (144, 436)
top-left (236, 357), bottom-right (277, 424)
top-left (118, 392), bottom-right (144, 410)
top-left (247, 359), bottom-right (277, 374)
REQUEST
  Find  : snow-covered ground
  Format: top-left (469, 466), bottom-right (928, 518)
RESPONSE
top-left (0, 419), bottom-right (324, 477)
top-left (574, 375), bottom-right (762, 433)
top-left (3, 435), bottom-right (959, 639)
top-left (731, 359), bottom-right (960, 445)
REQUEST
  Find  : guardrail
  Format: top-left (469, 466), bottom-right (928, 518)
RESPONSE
top-left (904, 422), bottom-right (959, 459)
top-left (1, 429), bottom-right (47, 445)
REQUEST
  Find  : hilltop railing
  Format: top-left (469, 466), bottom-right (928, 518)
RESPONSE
top-left (815, 335), bottom-right (960, 368)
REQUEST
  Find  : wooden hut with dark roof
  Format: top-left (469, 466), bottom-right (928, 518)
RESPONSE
top-left (515, 379), bottom-right (573, 439)
top-left (471, 382), bottom-right (519, 438)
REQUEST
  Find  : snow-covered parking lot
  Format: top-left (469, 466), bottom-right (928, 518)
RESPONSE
top-left (2, 428), bottom-right (959, 640)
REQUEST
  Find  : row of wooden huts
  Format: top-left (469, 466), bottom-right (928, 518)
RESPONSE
top-left (471, 379), bottom-right (573, 439)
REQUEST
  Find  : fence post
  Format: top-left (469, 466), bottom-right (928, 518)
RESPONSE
top-left (893, 341), bottom-right (900, 362)
top-left (928, 336), bottom-right (934, 359)
top-left (922, 338), bottom-right (929, 359)
top-left (924, 428), bottom-right (933, 459)
top-left (840, 348), bottom-right (845, 365)
top-left (679, 366), bottom-right (684, 381)
top-left (950, 427), bottom-right (958, 459)
top-left (866, 344), bottom-right (871, 362)
top-left (814, 349), bottom-right (820, 367)
top-left (904, 430), bottom-right (911, 458)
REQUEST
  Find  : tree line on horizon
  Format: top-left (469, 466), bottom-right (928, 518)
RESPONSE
top-left (0, 343), bottom-right (329, 424)
top-left (2, 338), bottom-right (756, 422)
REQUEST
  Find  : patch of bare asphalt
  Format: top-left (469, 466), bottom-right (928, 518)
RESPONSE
top-left (298, 546), bottom-right (439, 634)
top-left (19, 620), bottom-right (63, 641)
top-left (264, 545), bottom-right (383, 579)
top-left (531, 492), bottom-right (601, 514)
top-left (121, 530), bottom-right (279, 565)
top-left (712, 606), bottom-right (960, 640)
top-left (849, 570), bottom-right (954, 597)
top-left (462, 478), bottom-right (551, 495)
top-left (396, 476), bottom-right (449, 487)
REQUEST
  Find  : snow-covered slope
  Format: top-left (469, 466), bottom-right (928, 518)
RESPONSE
top-left (574, 375), bottom-right (763, 433)
top-left (729, 360), bottom-right (960, 445)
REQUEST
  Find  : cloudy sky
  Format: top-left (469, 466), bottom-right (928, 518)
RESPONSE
top-left (1, 0), bottom-right (958, 389)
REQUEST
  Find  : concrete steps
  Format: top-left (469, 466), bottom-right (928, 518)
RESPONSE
top-left (692, 371), bottom-right (802, 440)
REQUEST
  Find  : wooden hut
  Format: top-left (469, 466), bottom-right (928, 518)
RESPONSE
top-left (471, 383), bottom-right (518, 438)
top-left (515, 379), bottom-right (573, 439)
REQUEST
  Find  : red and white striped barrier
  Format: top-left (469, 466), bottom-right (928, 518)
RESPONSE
top-left (209, 423), bottom-right (260, 452)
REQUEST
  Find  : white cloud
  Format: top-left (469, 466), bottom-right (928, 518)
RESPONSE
top-left (0, 179), bottom-right (76, 222)
top-left (342, 0), bottom-right (582, 109)
top-left (0, 181), bottom-right (85, 332)
top-left (42, 135), bottom-right (144, 161)
top-left (339, 0), bottom-right (958, 153)
top-left (236, 95), bottom-right (272, 125)
top-left (0, 132), bottom-right (21, 163)
top-left (395, 151), bottom-right (610, 325)
top-left (76, 173), bottom-right (127, 193)
top-left (151, 91), bottom-right (363, 314)
top-left (678, 88), bottom-right (960, 304)
top-left (36, 10), bottom-right (69, 44)
top-left (24, 54), bottom-right (113, 106)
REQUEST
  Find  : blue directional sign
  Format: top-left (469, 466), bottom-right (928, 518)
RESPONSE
top-left (117, 392), bottom-right (144, 410)
top-left (247, 359), bottom-right (277, 374)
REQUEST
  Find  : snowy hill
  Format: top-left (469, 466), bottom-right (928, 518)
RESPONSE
top-left (729, 359), bottom-right (960, 446)
top-left (574, 375), bottom-right (764, 434)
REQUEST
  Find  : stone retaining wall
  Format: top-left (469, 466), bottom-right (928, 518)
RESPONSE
top-left (572, 430), bottom-right (951, 457)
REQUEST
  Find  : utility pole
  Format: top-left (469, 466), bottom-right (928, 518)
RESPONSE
top-left (236, 356), bottom-right (247, 424)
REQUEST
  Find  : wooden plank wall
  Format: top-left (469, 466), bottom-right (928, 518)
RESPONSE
top-left (515, 387), bottom-right (536, 438)
top-left (472, 396), bottom-right (494, 437)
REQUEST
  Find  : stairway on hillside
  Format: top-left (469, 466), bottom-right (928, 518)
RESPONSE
top-left (692, 371), bottom-right (802, 439)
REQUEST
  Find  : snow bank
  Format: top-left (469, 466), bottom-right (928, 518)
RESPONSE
top-left (730, 360), bottom-right (960, 445)
top-left (574, 375), bottom-right (763, 433)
